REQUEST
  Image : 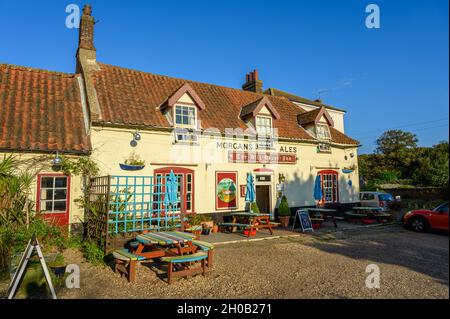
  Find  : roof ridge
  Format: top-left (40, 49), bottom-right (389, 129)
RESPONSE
top-left (266, 87), bottom-right (346, 112)
top-left (96, 62), bottom-right (294, 104)
top-left (0, 63), bottom-right (77, 78)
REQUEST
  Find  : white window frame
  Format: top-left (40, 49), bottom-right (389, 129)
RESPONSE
top-left (174, 104), bottom-right (197, 129)
top-left (316, 123), bottom-right (331, 141)
top-left (39, 175), bottom-right (69, 213)
top-left (255, 115), bottom-right (273, 137)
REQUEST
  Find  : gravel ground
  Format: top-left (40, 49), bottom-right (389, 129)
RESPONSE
top-left (2, 225), bottom-right (448, 299)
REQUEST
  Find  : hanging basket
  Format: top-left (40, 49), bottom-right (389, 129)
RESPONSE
top-left (119, 163), bottom-right (145, 171)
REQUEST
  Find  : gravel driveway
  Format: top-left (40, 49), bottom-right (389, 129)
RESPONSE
top-left (3, 225), bottom-right (449, 299)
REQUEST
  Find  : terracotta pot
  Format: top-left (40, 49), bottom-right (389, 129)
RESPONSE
top-left (202, 221), bottom-right (214, 228)
top-left (212, 225), bottom-right (219, 233)
top-left (278, 216), bottom-right (290, 227)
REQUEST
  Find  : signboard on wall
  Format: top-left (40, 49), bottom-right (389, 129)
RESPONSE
top-left (215, 171), bottom-right (238, 210)
top-left (228, 151), bottom-right (297, 164)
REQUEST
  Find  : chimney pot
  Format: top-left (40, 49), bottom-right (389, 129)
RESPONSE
top-left (78, 4), bottom-right (96, 51)
top-left (83, 4), bottom-right (92, 16)
top-left (242, 69), bottom-right (263, 93)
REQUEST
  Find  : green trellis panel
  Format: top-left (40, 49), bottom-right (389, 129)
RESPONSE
top-left (107, 175), bottom-right (181, 235)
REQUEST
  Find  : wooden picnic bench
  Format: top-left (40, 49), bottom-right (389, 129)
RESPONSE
top-left (219, 213), bottom-right (275, 237)
top-left (162, 251), bottom-right (208, 284)
top-left (308, 208), bottom-right (338, 228)
top-left (112, 231), bottom-right (214, 283)
top-left (113, 249), bottom-right (147, 283)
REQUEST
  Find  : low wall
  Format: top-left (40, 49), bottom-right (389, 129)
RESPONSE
top-left (380, 187), bottom-right (449, 201)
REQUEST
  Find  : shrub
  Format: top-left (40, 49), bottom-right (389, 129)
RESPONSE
top-left (278, 196), bottom-right (291, 216)
top-left (250, 202), bottom-right (260, 214)
top-left (82, 240), bottom-right (105, 266)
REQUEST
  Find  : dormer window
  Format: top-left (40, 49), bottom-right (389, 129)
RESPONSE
top-left (175, 104), bottom-right (196, 129)
top-left (256, 115), bottom-right (273, 136)
top-left (316, 123), bottom-right (331, 140)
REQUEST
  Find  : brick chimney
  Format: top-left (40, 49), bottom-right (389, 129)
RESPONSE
top-left (76, 4), bottom-right (102, 120)
top-left (78, 5), bottom-right (96, 51)
top-left (242, 69), bottom-right (263, 93)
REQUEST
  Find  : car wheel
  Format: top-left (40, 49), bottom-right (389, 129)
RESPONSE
top-left (409, 217), bottom-right (429, 233)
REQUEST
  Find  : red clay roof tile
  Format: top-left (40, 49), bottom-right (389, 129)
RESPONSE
top-left (0, 64), bottom-right (91, 154)
top-left (91, 63), bottom-right (359, 145)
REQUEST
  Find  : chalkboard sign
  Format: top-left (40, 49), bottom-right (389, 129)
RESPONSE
top-left (292, 209), bottom-right (314, 232)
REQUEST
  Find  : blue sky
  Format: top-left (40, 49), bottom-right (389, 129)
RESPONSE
top-left (0, 0), bottom-right (448, 153)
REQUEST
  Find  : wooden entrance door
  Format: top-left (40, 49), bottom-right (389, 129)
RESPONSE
top-left (256, 185), bottom-right (270, 214)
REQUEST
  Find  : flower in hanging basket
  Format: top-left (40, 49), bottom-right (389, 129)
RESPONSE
top-left (120, 152), bottom-right (145, 170)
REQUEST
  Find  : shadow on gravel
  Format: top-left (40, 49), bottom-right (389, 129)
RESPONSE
top-left (305, 225), bottom-right (449, 284)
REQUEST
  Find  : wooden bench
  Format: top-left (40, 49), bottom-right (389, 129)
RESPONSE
top-left (219, 222), bottom-right (252, 231)
top-left (269, 222), bottom-right (280, 227)
top-left (113, 248), bottom-right (147, 283)
top-left (192, 240), bottom-right (215, 267)
top-left (185, 225), bottom-right (203, 239)
top-left (161, 251), bottom-right (208, 284)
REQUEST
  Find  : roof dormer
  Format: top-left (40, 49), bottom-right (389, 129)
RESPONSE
top-left (297, 107), bottom-right (334, 141)
top-left (240, 96), bottom-right (280, 121)
top-left (159, 83), bottom-right (206, 130)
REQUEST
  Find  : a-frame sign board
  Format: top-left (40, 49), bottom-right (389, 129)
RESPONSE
top-left (291, 209), bottom-right (314, 233)
top-left (6, 234), bottom-right (57, 299)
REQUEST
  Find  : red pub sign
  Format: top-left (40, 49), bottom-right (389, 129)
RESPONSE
top-left (228, 151), bottom-right (297, 164)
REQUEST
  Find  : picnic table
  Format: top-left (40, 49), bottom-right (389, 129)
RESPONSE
top-left (352, 206), bottom-right (383, 214)
top-left (346, 207), bottom-right (389, 223)
top-left (113, 230), bottom-right (214, 283)
top-left (308, 208), bottom-right (338, 228)
top-left (220, 212), bottom-right (275, 237)
top-left (132, 231), bottom-right (198, 258)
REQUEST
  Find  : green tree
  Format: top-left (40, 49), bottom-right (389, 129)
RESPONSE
top-left (375, 130), bottom-right (418, 178)
top-left (411, 141), bottom-right (449, 187)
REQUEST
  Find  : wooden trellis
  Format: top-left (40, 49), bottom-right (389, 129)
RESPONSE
top-left (86, 175), bottom-right (182, 253)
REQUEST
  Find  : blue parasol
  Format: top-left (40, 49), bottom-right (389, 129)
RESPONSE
top-left (164, 170), bottom-right (179, 207)
top-left (245, 173), bottom-right (256, 205)
top-left (313, 175), bottom-right (323, 202)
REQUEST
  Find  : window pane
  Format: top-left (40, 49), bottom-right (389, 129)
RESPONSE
top-left (55, 177), bottom-right (67, 188)
top-left (40, 200), bottom-right (53, 211)
top-left (54, 189), bottom-right (67, 200)
top-left (41, 177), bottom-right (54, 188)
top-left (41, 189), bottom-right (53, 200)
top-left (53, 201), bottom-right (67, 212)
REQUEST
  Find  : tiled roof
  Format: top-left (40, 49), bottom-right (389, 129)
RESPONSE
top-left (264, 88), bottom-right (346, 113)
top-left (91, 63), bottom-right (359, 145)
top-left (0, 64), bottom-right (91, 154)
top-left (297, 109), bottom-right (322, 125)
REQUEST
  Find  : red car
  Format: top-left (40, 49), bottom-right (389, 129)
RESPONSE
top-left (403, 202), bottom-right (449, 232)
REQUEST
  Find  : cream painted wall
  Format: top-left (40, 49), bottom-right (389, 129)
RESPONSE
top-left (90, 126), bottom-right (359, 214)
top-left (0, 152), bottom-right (85, 228)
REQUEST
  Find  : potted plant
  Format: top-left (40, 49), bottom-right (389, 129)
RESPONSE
top-left (48, 253), bottom-right (66, 278)
top-left (342, 164), bottom-right (357, 174)
top-left (277, 195), bottom-right (291, 227)
top-left (119, 152), bottom-right (145, 171)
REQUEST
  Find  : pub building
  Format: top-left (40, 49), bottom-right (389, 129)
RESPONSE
top-left (0, 5), bottom-right (360, 230)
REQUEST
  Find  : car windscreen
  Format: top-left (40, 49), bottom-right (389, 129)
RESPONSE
top-left (379, 194), bottom-right (394, 201)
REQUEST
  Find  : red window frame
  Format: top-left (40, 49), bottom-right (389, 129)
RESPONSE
top-left (318, 170), bottom-right (339, 204)
top-left (36, 173), bottom-right (71, 226)
top-left (153, 167), bottom-right (195, 214)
